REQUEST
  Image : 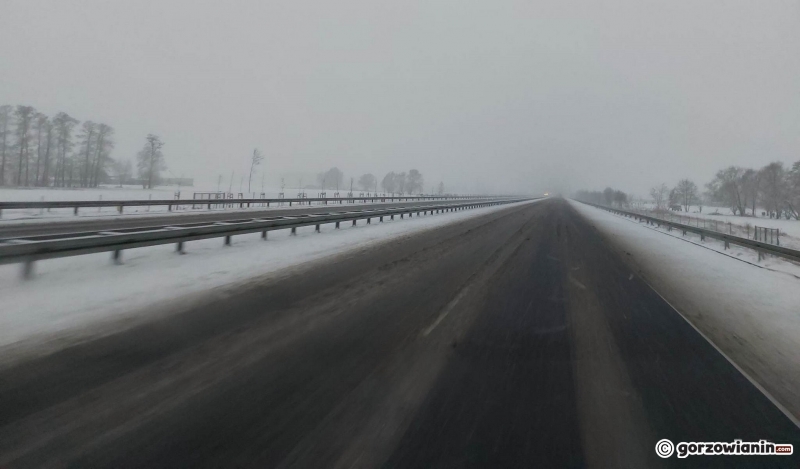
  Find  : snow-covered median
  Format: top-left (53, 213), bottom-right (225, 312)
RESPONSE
top-left (572, 200), bottom-right (800, 421)
top-left (0, 201), bottom-right (534, 358)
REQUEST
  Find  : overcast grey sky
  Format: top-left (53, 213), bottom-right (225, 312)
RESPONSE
top-left (2, 0), bottom-right (799, 195)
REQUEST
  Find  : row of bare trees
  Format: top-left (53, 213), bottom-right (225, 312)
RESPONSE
top-left (0, 105), bottom-right (115, 188)
top-left (308, 168), bottom-right (427, 195)
top-left (381, 170), bottom-right (424, 194)
top-left (703, 161), bottom-right (800, 219)
top-left (649, 179), bottom-right (700, 212)
top-left (648, 160), bottom-right (800, 219)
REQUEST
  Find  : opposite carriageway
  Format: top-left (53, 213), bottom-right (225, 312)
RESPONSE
top-left (0, 198), bottom-right (533, 277)
top-left (0, 195), bottom-right (510, 218)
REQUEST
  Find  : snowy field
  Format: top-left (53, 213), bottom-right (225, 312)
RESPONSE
top-left (635, 202), bottom-right (800, 244)
top-left (573, 200), bottom-right (800, 421)
top-left (0, 200), bottom-right (537, 363)
top-left (0, 186), bottom-right (413, 222)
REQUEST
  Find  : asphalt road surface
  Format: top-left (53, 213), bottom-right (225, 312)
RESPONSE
top-left (0, 199), bottom-right (485, 238)
top-left (0, 198), bottom-right (797, 468)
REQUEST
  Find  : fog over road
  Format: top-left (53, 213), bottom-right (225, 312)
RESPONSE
top-left (0, 199), bottom-right (797, 468)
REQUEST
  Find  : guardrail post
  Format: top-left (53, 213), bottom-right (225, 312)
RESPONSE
top-left (335, 221), bottom-right (340, 229)
top-left (112, 250), bottom-right (122, 264)
top-left (316, 224), bottom-right (321, 232)
top-left (262, 230), bottom-right (267, 240)
top-left (74, 207), bottom-right (79, 215)
top-left (724, 240), bottom-right (729, 250)
top-left (176, 241), bottom-right (185, 253)
top-left (291, 227), bottom-right (297, 235)
top-left (352, 220), bottom-right (357, 226)
top-left (391, 215), bottom-right (394, 220)
top-left (367, 218), bottom-right (371, 224)
top-left (379, 216), bottom-right (383, 222)
top-left (22, 260), bottom-right (34, 279)
top-left (400, 213), bottom-right (404, 219)
top-left (224, 235), bottom-right (232, 245)
top-left (118, 205), bottom-right (123, 214)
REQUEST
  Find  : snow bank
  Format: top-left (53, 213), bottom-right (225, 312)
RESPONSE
top-left (572, 200), bottom-right (800, 420)
top-left (0, 201), bottom-right (535, 359)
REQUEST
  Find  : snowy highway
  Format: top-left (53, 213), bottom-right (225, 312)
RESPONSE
top-left (0, 198), bottom-right (798, 468)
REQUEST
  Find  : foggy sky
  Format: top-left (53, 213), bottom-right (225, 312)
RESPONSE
top-left (2, 0), bottom-right (799, 195)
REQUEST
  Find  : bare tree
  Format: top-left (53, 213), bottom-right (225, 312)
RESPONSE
top-left (248, 148), bottom-right (263, 193)
top-left (76, 121), bottom-right (97, 187)
top-left (317, 167), bottom-right (344, 190)
top-left (357, 173), bottom-right (376, 191)
top-left (603, 187), bottom-right (614, 205)
top-left (381, 172), bottom-right (397, 193)
top-left (674, 179), bottom-right (699, 212)
top-left (786, 160), bottom-right (800, 220)
top-left (705, 167), bottom-right (746, 215)
top-left (32, 113), bottom-right (48, 185)
top-left (741, 168), bottom-right (760, 216)
top-left (758, 162), bottom-right (786, 217)
top-left (613, 190), bottom-right (628, 207)
top-left (406, 169), bottom-right (423, 194)
top-left (90, 124), bottom-right (114, 187)
top-left (52, 112), bottom-right (79, 187)
top-left (395, 172), bottom-right (407, 194)
top-left (111, 159), bottom-right (133, 186)
top-left (38, 117), bottom-right (55, 186)
top-left (13, 105), bottom-right (36, 185)
top-left (649, 183), bottom-right (670, 211)
top-left (0, 105), bottom-right (11, 185)
top-left (136, 134), bottom-right (166, 189)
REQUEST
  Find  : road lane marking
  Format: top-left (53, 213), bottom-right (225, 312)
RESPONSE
top-left (422, 286), bottom-right (472, 336)
top-left (639, 274), bottom-right (800, 429)
top-left (568, 275), bottom-right (586, 290)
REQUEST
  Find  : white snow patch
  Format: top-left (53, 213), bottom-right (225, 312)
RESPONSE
top-left (572, 200), bottom-right (800, 419)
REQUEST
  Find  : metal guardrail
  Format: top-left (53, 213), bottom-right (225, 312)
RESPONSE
top-left (0, 195), bottom-right (507, 217)
top-left (1, 198), bottom-right (532, 277)
top-left (580, 201), bottom-right (800, 263)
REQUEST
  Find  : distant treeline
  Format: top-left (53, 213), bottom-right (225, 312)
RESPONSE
top-left (0, 104), bottom-right (168, 189)
top-left (311, 167), bottom-right (440, 195)
top-left (574, 188), bottom-right (629, 207)
top-left (0, 104), bottom-right (115, 188)
top-left (577, 158), bottom-right (800, 220)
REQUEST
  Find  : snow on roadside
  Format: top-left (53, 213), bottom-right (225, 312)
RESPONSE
top-left (0, 186), bottom-right (440, 223)
top-left (0, 200), bottom-right (536, 357)
top-left (571, 200), bottom-right (800, 420)
top-left (634, 202), bottom-right (800, 248)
